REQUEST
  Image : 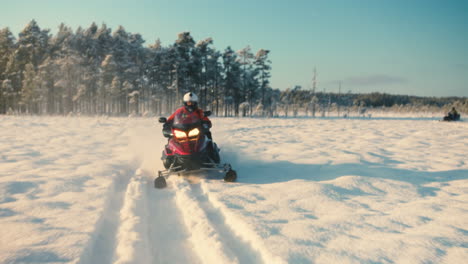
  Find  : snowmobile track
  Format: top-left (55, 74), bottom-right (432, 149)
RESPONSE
top-left (78, 168), bottom-right (197, 264)
top-left (171, 176), bottom-right (263, 264)
top-left (80, 168), bottom-right (263, 264)
top-left (146, 175), bottom-right (200, 264)
top-left (77, 167), bottom-right (136, 264)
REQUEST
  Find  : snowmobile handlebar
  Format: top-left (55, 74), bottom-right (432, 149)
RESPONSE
top-left (159, 110), bottom-right (210, 124)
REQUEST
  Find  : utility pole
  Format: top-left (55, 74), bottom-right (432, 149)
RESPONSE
top-left (312, 67), bottom-right (317, 94)
top-left (310, 67), bottom-right (317, 117)
top-left (338, 81), bottom-right (341, 117)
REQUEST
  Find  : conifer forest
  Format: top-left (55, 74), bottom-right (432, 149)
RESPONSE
top-left (0, 20), bottom-right (466, 117)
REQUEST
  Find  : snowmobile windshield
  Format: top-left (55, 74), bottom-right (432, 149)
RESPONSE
top-left (172, 111), bottom-right (202, 130)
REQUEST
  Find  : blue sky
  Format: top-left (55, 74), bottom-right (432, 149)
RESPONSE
top-left (1, 0), bottom-right (467, 96)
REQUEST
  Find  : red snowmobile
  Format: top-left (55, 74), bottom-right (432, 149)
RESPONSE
top-left (154, 110), bottom-right (237, 188)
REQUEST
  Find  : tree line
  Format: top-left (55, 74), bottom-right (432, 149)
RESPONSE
top-left (1, 20), bottom-right (465, 117)
top-left (277, 86), bottom-right (467, 117)
top-left (0, 20), bottom-right (274, 116)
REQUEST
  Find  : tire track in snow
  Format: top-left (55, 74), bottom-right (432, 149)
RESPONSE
top-left (80, 167), bottom-right (264, 264)
top-left (77, 167), bottom-right (136, 264)
top-left (199, 181), bottom-right (287, 264)
top-left (112, 169), bottom-right (152, 264)
top-left (145, 172), bottom-right (200, 264)
top-left (99, 168), bottom-right (200, 264)
top-left (171, 176), bottom-right (263, 264)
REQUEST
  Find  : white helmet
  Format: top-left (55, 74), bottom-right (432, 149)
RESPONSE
top-left (183, 92), bottom-right (198, 112)
top-left (183, 92), bottom-right (198, 103)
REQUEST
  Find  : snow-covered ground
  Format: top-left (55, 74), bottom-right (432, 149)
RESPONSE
top-left (0, 115), bottom-right (467, 264)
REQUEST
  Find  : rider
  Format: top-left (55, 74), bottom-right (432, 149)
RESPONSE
top-left (163, 92), bottom-right (212, 139)
top-left (448, 107), bottom-right (459, 120)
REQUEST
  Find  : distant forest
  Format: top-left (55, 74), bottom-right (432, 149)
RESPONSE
top-left (0, 20), bottom-right (466, 117)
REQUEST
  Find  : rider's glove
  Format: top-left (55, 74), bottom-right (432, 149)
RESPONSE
top-left (163, 123), bottom-right (172, 138)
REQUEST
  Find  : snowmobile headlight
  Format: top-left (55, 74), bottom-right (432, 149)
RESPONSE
top-left (188, 128), bottom-right (200, 137)
top-left (174, 129), bottom-right (187, 139)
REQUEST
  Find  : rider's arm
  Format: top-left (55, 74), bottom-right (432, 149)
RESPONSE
top-left (166, 110), bottom-right (178, 124)
top-left (163, 108), bottom-right (180, 137)
top-left (197, 109), bottom-right (212, 128)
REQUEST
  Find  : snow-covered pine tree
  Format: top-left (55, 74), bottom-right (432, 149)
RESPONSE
top-left (36, 58), bottom-right (58, 114)
top-left (127, 33), bottom-right (146, 115)
top-left (93, 24), bottom-right (113, 114)
top-left (147, 39), bottom-right (168, 115)
top-left (17, 20), bottom-right (49, 68)
top-left (173, 32), bottom-right (195, 104)
top-left (237, 46), bottom-right (257, 117)
top-left (54, 52), bottom-right (84, 114)
top-left (194, 38), bottom-right (213, 108)
top-left (111, 26), bottom-right (131, 114)
top-left (20, 63), bottom-right (39, 113)
top-left (254, 49), bottom-right (271, 116)
top-left (206, 49), bottom-right (222, 116)
top-left (222, 46), bottom-right (242, 117)
top-left (4, 19), bottom-right (51, 113)
top-left (0, 28), bottom-right (16, 113)
top-left (1, 79), bottom-right (14, 114)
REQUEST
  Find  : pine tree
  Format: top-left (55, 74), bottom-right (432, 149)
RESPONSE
top-left (127, 33), bottom-right (146, 115)
top-left (54, 52), bottom-right (84, 114)
top-left (5, 20), bottom-right (50, 113)
top-left (0, 28), bottom-right (16, 80)
top-left (17, 20), bottom-right (50, 68)
top-left (254, 49), bottom-right (271, 116)
top-left (101, 54), bottom-right (118, 114)
top-left (237, 46), bottom-right (257, 116)
top-left (194, 38), bottom-right (214, 108)
top-left (206, 49), bottom-right (222, 115)
top-left (93, 24), bottom-right (113, 114)
top-left (36, 58), bottom-right (58, 114)
top-left (147, 40), bottom-right (173, 114)
top-left (1, 79), bottom-right (14, 113)
top-left (0, 28), bottom-right (16, 113)
top-left (173, 32), bottom-right (195, 103)
top-left (20, 63), bottom-right (38, 113)
top-left (110, 76), bottom-right (122, 114)
top-left (111, 26), bottom-right (131, 114)
top-left (222, 47), bottom-right (242, 116)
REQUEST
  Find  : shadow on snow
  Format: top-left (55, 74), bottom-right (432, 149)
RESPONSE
top-left (222, 150), bottom-right (467, 197)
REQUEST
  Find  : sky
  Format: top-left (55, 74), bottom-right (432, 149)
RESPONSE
top-left (1, 0), bottom-right (467, 97)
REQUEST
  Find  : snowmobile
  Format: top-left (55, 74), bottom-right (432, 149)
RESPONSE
top-left (154, 110), bottom-right (237, 188)
top-left (442, 113), bottom-right (461, 121)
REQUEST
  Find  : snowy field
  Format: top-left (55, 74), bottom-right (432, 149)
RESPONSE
top-left (0, 115), bottom-right (467, 264)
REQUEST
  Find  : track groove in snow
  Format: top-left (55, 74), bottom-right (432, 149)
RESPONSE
top-left (189, 181), bottom-right (264, 263)
top-left (113, 169), bottom-right (152, 264)
top-left (82, 168), bottom-right (202, 264)
top-left (171, 176), bottom-right (264, 264)
top-left (199, 181), bottom-right (287, 264)
top-left (77, 167), bottom-right (135, 264)
top-left (145, 172), bottom-right (200, 264)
